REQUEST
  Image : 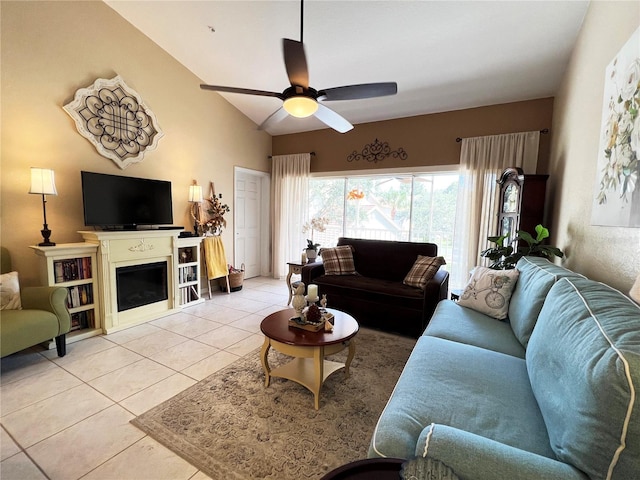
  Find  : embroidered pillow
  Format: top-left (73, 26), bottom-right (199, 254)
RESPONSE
top-left (321, 245), bottom-right (357, 276)
top-left (458, 266), bottom-right (519, 320)
top-left (403, 255), bottom-right (446, 289)
top-left (0, 271), bottom-right (22, 310)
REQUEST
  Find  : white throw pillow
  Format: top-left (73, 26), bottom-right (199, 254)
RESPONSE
top-left (458, 266), bottom-right (519, 320)
top-left (0, 271), bottom-right (22, 310)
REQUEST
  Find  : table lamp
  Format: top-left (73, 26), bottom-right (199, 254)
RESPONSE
top-left (188, 182), bottom-right (203, 235)
top-left (29, 167), bottom-right (57, 246)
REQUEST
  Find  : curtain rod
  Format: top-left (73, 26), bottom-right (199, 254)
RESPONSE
top-left (268, 152), bottom-right (316, 159)
top-left (456, 129), bottom-right (549, 143)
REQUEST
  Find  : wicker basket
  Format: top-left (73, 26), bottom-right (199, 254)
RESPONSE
top-left (219, 264), bottom-right (244, 292)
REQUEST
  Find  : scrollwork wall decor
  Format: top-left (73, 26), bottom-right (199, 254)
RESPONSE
top-left (63, 75), bottom-right (163, 169)
top-left (347, 138), bottom-right (408, 163)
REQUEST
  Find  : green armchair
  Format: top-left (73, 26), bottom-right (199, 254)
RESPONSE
top-left (1, 247), bottom-right (71, 357)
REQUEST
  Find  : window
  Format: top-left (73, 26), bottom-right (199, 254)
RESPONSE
top-left (308, 172), bottom-right (458, 264)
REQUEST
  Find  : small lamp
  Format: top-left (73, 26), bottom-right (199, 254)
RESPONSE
top-left (29, 167), bottom-right (57, 246)
top-left (188, 182), bottom-right (203, 235)
top-left (630, 272), bottom-right (640, 304)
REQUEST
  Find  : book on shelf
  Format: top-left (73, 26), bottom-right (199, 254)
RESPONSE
top-left (54, 257), bottom-right (92, 283)
top-left (66, 284), bottom-right (94, 309)
top-left (179, 265), bottom-right (198, 284)
top-left (70, 309), bottom-right (95, 331)
top-left (190, 285), bottom-right (199, 301)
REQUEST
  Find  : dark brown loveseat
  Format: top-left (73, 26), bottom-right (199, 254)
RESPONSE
top-left (301, 237), bottom-right (449, 337)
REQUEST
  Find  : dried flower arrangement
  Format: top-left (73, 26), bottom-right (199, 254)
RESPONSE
top-left (202, 181), bottom-right (230, 236)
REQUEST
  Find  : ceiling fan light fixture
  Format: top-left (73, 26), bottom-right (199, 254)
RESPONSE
top-left (283, 95), bottom-right (318, 118)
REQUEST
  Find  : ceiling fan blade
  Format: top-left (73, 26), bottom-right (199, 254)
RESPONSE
top-left (313, 104), bottom-right (353, 133)
top-left (258, 107), bottom-right (289, 131)
top-left (318, 82), bottom-right (398, 101)
top-left (200, 84), bottom-right (283, 99)
top-left (282, 38), bottom-right (309, 88)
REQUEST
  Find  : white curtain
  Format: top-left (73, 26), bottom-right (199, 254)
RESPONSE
top-left (451, 131), bottom-right (540, 289)
top-left (271, 153), bottom-right (311, 278)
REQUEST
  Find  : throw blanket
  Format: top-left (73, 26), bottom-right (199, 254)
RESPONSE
top-left (203, 236), bottom-right (228, 280)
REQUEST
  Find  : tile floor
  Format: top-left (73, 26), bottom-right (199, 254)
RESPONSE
top-left (1, 276), bottom-right (293, 480)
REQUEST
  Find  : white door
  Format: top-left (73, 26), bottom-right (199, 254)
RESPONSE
top-left (235, 169), bottom-right (263, 278)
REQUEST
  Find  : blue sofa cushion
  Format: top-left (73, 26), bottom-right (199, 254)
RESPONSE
top-left (527, 278), bottom-right (640, 480)
top-left (369, 336), bottom-right (554, 460)
top-left (508, 257), bottom-right (583, 348)
top-left (423, 300), bottom-right (525, 358)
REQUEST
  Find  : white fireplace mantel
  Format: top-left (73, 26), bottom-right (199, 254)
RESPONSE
top-left (79, 230), bottom-right (182, 334)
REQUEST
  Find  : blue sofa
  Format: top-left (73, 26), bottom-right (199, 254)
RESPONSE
top-left (368, 257), bottom-right (640, 480)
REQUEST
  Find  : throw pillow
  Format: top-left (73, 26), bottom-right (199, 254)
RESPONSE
top-left (321, 245), bottom-right (357, 276)
top-left (0, 271), bottom-right (22, 310)
top-left (458, 266), bottom-right (519, 320)
top-left (403, 255), bottom-right (446, 289)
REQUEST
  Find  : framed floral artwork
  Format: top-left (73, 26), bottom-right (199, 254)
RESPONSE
top-left (63, 75), bottom-right (163, 169)
top-left (592, 27), bottom-right (640, 227)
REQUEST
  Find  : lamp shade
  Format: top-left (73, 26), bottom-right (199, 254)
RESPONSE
top-left (630, 272), bottom-right (640, 303)
top-left (29, 168), bottom-right (57, 195)
top-left (188, 184), bottom-right (203, 203)
top-left (283, 96), bottom-right (318, 118)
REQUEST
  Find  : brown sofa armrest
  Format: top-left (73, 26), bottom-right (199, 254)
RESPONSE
top-left (424, 269), bottom-right (449, 301)
top-left (301, 261), bottom-right (325, 287)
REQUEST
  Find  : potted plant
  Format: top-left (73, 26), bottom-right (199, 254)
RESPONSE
top-left (304, 239), bottom-right (321, 261)
top-left (302, 217), bottom-right (328, 261)
top-left (481, 224), bottom-right (564, 270)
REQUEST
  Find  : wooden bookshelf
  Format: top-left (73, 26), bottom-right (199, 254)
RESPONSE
top-left (31, 243), bottom-right (102, 346)
top-left (176, 236), bottom-right (204, 308)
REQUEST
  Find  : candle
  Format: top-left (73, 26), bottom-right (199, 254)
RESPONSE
top-left (301, 252), bottom-right (307, 263)
top-left (307, 284), bottom-right (318, 301)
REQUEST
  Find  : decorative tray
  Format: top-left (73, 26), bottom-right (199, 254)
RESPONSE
top-left (288, 316), bottom-right (325, 332)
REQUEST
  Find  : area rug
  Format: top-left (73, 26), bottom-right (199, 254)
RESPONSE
top-left (131, 328), bottom-right (416, 479)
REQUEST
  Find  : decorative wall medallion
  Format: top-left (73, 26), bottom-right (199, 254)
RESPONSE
top-left (63, 75), bottom-right (163, 169)
top-left (347, 139), bottom-right (408, 163)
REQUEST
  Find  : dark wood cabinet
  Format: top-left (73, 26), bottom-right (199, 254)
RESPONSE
top-left (496, 167), bottom-right (548, 247)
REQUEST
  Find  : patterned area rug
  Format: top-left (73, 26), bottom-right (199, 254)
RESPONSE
top-left (131, 328), bottom-right (416, 480)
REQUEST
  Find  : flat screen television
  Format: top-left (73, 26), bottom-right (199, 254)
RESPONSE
top-left (81, 171), bottom-right (173, 229)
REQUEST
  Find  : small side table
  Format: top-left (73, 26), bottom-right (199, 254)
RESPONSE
top-left (286, 262), bottom-right (305, 305)
top-left (320, 458), bottom-right (404, 479)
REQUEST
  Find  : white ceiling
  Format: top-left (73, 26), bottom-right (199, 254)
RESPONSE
top-left (104, 0), bottom-right (589, 136)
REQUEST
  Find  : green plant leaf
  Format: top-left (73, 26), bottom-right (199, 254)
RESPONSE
top-left (539, 246), bottom-right (564, 258)
top-left (487, 235), bottom-right (508, 247)
top-left (518, 231), bottom-right (537, 246)
top-left (534, 224), bottom-right (549, 242)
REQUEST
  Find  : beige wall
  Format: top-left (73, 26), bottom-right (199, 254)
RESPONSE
top-left (549, 1), bottom-right (640, 293)
top-left (1, 1), bottom-right (271, 287)
top-left (273, 98), bottom-right (554, 174)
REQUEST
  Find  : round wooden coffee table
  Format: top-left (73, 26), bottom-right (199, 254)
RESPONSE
top-left (260, 308), bottom-right (359, 409)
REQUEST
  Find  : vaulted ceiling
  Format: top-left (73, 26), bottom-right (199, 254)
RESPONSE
top-left (105, 1), bottom-right (589, 136)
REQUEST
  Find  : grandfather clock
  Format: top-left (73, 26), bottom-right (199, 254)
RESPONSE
top-left (496, 167), bottom-right (548, 247)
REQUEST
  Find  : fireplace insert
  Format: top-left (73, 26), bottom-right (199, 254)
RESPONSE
top-left (116, 261), bottom-right (168, 312)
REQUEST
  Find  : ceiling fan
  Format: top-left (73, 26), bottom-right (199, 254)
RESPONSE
top-left (200, 1), bottom-right (397, 133)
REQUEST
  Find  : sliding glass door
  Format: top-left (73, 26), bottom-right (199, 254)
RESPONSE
top-left (309, 172), bottom-right (458, 263)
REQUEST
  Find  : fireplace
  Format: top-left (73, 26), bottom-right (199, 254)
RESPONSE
top-left (116, 261), bottom-right (168, 312)
top-left (79, 230), bottom-right (181, 334)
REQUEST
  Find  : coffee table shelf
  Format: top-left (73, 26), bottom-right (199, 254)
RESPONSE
top-left (260, 308), bottom-right (359, 409)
